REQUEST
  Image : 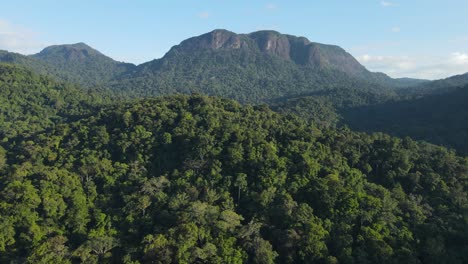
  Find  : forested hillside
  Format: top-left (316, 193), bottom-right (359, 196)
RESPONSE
top-left (344, 85), bottom-right (468, 154)
top-left (0, 63), bottom-right (110, 140)
top-left (0, 34), bottom-right (467, 263)
top-left (0, 91), bottom-right (466, 263)
top-left (270, 87), bottom-right (396, 127)
top-left (399, 72), bottom-right (468, 96)
top-left (31, 43), bottom-right (136, 86)
top-left (110, 30), bottom-right (408, 102)
top-left (270, 84), bottom-right (468, 155)
top-left (0, 43), bottom-right (135, 87)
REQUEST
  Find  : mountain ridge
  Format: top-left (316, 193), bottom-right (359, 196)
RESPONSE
top-left (108, 29), bottom-right (431, 102)
top-left (157, 29), bottom-right (389, 82)
top-left (0, 29), bottom-right (429, 91)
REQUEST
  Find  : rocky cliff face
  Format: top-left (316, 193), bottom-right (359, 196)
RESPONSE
top-left (249, 31), bottom-right (293, 60)
top-left (171, 30), bottom-right (247, 53)
top-left (166, 29), bottom-right (370, 78)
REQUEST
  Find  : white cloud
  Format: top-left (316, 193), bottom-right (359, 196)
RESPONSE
top-left (356, 53), bottom-right (468, 80)
top-left (265, 3), bottom-right (277, 10)
top-left (391, 27), bottom-right (401, 33)
top-left (0, 20), bottom-right (45, 54)
top-left (450, 52), bottom-right (468, 65)
top-left (381, 1), bottom-right (394, 7)
top-left (198, 12), bottom-right (210, 19)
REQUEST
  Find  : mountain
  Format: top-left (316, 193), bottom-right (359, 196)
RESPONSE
top-left (0, 43), bottom-right (135, 87)
top-left (0, 30), bottom-right (427, 103)
top-left (31, 43), bottom-right (135, 86)
top-left (171, 29), bottom-right (371, 75)
top-left (111, 29), bottom-right (410, 102)
top-left (160, 29), bottom-right (422, 86)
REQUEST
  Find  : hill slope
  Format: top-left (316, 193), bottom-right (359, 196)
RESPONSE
top-left (344, 85), bottom-right (468, 154)
top-left (399, 72), bottom-right (468, 96)
top-left (0, 43), bottom-right (135, 87)
top-left (0, 94), bottom-right (466, 263)
top-left (0, 63), bottom-right (109, 139)
top-left (31, 43), bottom-right (135, 86)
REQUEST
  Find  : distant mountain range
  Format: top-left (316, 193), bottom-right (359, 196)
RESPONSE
top-left (1, 29), bottom-right (468, 153)
top-left (1, 29), bottom-right (430, 102)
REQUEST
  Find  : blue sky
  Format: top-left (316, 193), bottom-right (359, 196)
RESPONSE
top-left (1, 0), bottom-right (467, 79)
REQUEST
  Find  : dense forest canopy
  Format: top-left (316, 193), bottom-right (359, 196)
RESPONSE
top-left (0, 29), bottom-right (467, 263)
top-left (0, 63), bottom-right (111, 140)
top-left (0, 68), bottom-right (466, 263)
top-left (270, 86), bottom-right (468, 155)
top-left (344, 85), bottom-right (468, 155)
